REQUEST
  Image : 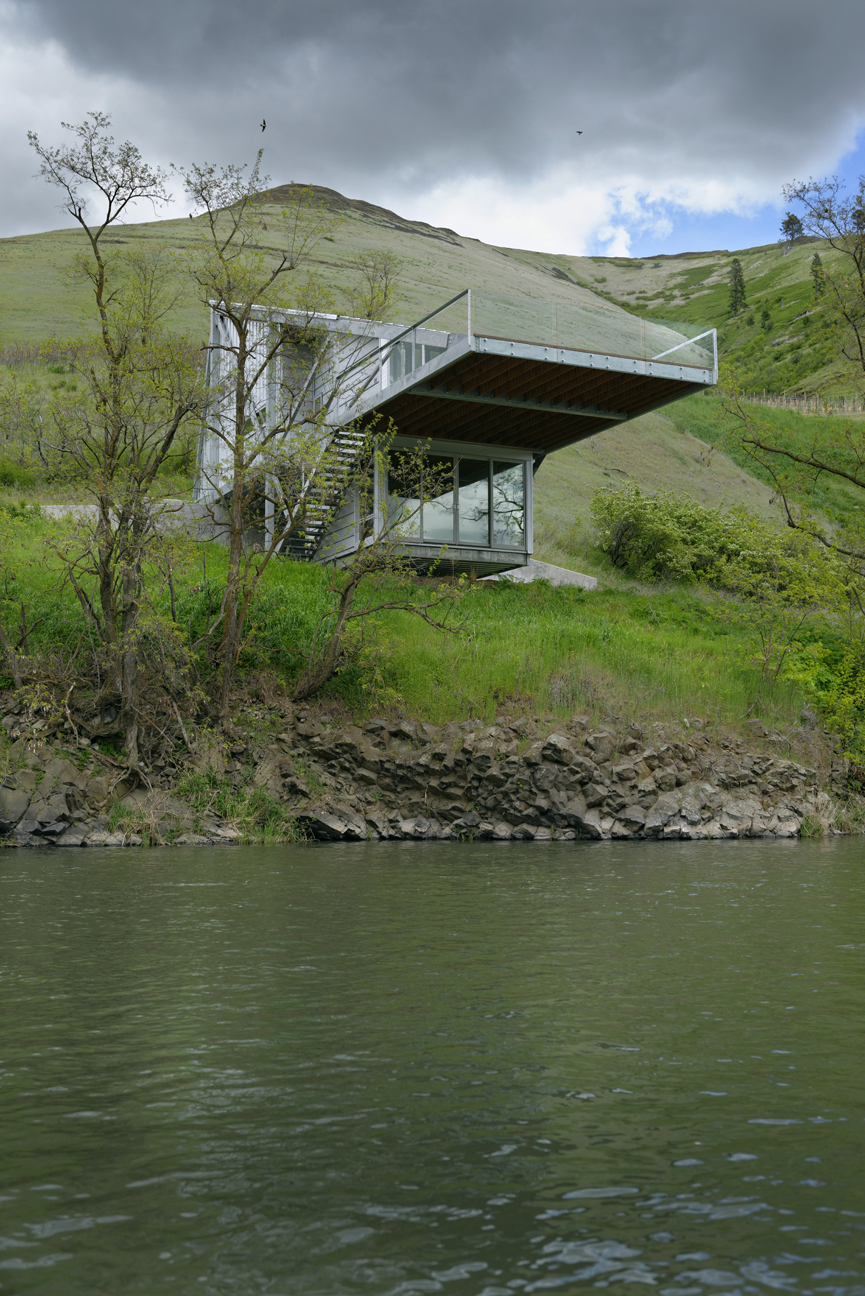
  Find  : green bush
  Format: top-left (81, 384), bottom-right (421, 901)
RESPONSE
top-left (590, 483), bottom-right (836, 596)
top-left (0, 457), bottom-right (36, 490)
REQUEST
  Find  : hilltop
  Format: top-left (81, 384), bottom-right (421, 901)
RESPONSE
top-left (0, 183), bottom-right (845, 395)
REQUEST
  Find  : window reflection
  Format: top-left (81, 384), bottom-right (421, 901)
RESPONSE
top-left (492, 461), bottom-right (525, 546)
top-left (389, 341), bottom-right (447, 383)
top-left (387, 452), bottom-right (421, 538)
top-left (458, 459), bottom-right (490, 544)
top-left (423, 455), bottom-right (455, 542)
top-left (386, 451), bottom-right (524, 548)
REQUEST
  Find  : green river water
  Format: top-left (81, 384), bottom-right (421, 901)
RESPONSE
top-left (0, 839), bottom-right (862, 1295)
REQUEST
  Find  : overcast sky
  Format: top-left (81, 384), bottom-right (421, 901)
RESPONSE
top-left (2, 0), bottom-right (865, 256)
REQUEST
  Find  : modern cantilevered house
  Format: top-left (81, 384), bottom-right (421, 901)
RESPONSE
top-left (195, 289), bottom-right (717, 575)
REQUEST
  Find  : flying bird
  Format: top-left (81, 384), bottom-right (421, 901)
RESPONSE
top-left (576, 130), bottom-right (583, 135)
top-left (261, 119), bottom-right (266, 132)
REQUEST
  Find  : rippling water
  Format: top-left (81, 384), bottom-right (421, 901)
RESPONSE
top-left (0, 839), bottom-right (863, 1295)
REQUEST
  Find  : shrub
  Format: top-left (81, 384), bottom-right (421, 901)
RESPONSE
top-left (590, 483), bottom-right (838, 597)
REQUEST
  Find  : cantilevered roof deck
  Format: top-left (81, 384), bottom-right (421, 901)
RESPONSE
top-left (341, 289), bottom-right (716, 452)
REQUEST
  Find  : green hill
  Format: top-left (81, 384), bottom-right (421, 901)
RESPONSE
top-left (3, 182), bottom-right (858, 564)
top-left (0, 183), bottom-right (847, 395)
top-left (3, 187), bottom-right (864, 766)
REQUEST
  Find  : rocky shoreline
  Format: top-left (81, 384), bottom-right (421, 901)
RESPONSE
top-left (284, 713), bottom-right (847, 842)
top-left (0, 702), bottom-right (855, 848)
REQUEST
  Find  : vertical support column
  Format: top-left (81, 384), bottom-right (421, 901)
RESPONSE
top-left (467, 289), bottom-right (473, 348)
top-left (264, 477), bottom-right (275, 551)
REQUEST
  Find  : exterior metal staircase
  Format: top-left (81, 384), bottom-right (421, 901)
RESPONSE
top-left (280, 423), bottom-right (370, 561)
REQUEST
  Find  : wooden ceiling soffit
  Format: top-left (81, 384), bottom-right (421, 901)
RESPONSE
top-left (365, 348), bottom-right (708, 452)
top-left (411, 377), bottom-right (627, 424)
top-left (409, 353), bottom-right (699, 422)
top-left (380, 394), bottom-right (608, 449)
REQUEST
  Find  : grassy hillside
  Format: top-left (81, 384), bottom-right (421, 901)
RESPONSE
top-left (1, 183), bottom-right (849, 396)
top-left (3, 183), bottom-right (865, 763)
top-left (0, 184), bottom-right (625, 346)
top-left (2, 181), bottom-right (856, 564)
top-left (508, 237), bottom-right (847, 396)
top-left (531, 403), bottom-right (783, 578)
top-left (0, 504), bottom-right (813, 744)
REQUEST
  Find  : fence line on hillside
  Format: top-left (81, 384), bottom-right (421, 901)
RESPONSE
top-left (741, 392), bottom-right (865, 417)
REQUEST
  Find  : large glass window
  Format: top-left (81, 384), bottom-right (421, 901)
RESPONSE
top-left (458, 459), bottom-right (490, 544)
top-left (386, 451), bottom-right (524, 548)
top-left (492, 461), bottom-right (525, 546)
top-left (389, 341), bottom-right (413, 384)
top-left (422, 456), bottom-right (455, 542)
top-left (388, 341), bottom-right (446, 383)
top-left (386, 452), bottom-right (421, 538)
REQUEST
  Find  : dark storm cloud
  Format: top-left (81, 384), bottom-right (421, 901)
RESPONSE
top-left (4, 0), bottom-right (865, 245)
top-left (17, 0), bottom-right (865, 191)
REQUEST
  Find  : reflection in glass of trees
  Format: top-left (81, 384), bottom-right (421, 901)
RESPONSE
top-left (386, 452), bottom-right (524, 547)
top-left (386, 451), bottom-right (421, 537)
top-left (458, 459), bottom-right (490, 545)
top-left (387, 453), bottom-right (452, 540)
top-left (492, 462), bottom-right (524, 546)
top-left (423, 456), bottom-right (456, 542)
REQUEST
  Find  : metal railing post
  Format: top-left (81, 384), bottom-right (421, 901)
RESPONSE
top-left (467, 289), bottom-right (473, 347)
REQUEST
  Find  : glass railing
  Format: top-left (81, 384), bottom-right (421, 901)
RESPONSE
top-left (335, 288), bottom-right (717, 415)
top-left (470, 290), bottom-right (716, 371)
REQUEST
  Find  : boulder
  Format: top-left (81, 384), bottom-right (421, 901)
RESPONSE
top-left (611, 762), bottom-right (638, 784)
top-left (0, 786), bottom-right (30, 831)
top-left (618, 804), bottom-right (646, 829)
top-left (575, 807), bottom-right (605, 840)
top-left (365, 810), bottom-right (390, 838)
top-left (84, 829), bottom-right (128, 847)
top-left (704, 819), bottom-right (738, 840)
top-left (586, 732), bottom-right (615, 763)
top-left (32, 793), bottom-right (73, 826)
top-left (643, 790), bottom-right (685, 834)
top-left (451, 812), bottom-right (480, 834)
top-left (42, 757), bottom-right (88, 792)
top-left (542, 733), bottom-right (573, 764)
top-left (86, 775), bottom-right (113, 805)
top-left (56, 825), bottom-right (91, 847)
top-left (296, 809), bottom-right (367, 841)
top-left (399, 816), bottom-right (440, 839)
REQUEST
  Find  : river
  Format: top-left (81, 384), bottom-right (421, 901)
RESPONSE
top-left (0, 839), bottom-right (862, 1294)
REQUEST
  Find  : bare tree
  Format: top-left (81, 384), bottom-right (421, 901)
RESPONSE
top-left (343, 250), bottom-right (404, 320)
top-left (25, 113), bottom-right (206, 766)
top-left (782, 175), bottom-right (865, 386)
top-left (177, 155), bottom-right (408, 715)
top-left (293, 439), bottom-right (463, 700)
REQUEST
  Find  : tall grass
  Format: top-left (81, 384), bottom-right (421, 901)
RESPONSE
top-left (360, 581), bottom-right (804, 728)
top-left (0, 506), bottom-right (807, 734)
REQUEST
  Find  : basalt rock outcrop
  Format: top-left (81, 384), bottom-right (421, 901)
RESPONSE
top-left (271, 713), bottom-right (843, 843)
top-left (0, 702), bottom-right (850, 848)
top-left (0, 736), bottom-right (243, 848)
